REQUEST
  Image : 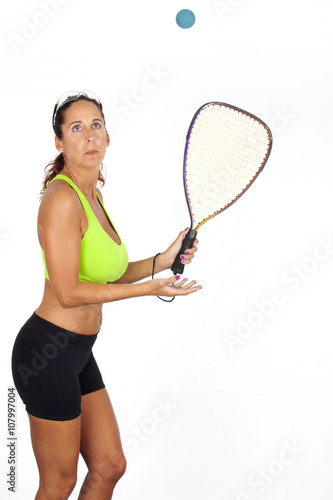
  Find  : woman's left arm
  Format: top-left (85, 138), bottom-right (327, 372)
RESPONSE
top-left (113, 228), bottom-right (198, 284)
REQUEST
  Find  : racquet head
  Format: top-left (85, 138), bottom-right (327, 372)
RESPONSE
top-left (183, 102), bottom-right (272, 231)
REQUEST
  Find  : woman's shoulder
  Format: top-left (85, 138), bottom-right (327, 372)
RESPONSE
top-left (39, 177), bottom-right (82, 217)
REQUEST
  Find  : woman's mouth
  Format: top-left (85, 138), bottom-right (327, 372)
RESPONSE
top-left (84, 150), bottom-right (98, 155)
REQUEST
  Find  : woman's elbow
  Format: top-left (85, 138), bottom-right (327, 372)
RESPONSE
top-left (57, 294), bottom-right (74, 309)
top-left (56, 287), bottom-right (80, 309)
top-left (58, 298), bottom-right (73, 309)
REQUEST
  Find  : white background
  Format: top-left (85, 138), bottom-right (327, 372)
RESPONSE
top-left (1, 0), bottom-right (333, 498)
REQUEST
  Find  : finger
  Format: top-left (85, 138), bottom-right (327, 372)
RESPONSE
top-left (180, 249), bottom-right (197, 265)
top-left (184, 246), bottom-right (198, 257)
top-left (176, 227), bottom-right (190, 243)
top-left (160, 275), bottom-right (182, 287)
top-left (174, 279), bottom-right (200, 290)
top-left (185, 239), bottom-right (199, 248)
top-left (180, 258), bottom-right (192, 266)
top-left (175, 284), bottom-right (202, 295)
top-left (173, 278), bottom-right (188, 288)
top-left (182, 280), bottom-right (198, 289)
top-left (173, 274), bottom-right (183, 284)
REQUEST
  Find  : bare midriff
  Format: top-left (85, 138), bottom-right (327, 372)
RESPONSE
top-left (36, 279), bottom-right (102, 335)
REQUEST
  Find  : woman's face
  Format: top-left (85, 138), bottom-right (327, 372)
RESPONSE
top-left (55, 99), bottom-right (110, 171)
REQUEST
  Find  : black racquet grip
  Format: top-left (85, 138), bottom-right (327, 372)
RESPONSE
top-left (171, 229), bottom-right (198, 275)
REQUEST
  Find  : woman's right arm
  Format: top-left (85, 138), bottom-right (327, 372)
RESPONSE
top-left (39, 186), bottom-right (201, 309)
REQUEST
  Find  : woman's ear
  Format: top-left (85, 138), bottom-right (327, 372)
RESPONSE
top-left (55, 136), bottom-right (63, 153)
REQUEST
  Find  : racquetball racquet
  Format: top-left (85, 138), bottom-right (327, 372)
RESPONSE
top-left (171, 102), bottom-right (273, 275)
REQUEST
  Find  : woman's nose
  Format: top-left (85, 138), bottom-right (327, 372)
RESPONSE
top-left (84, 131), bottom-right (95, 142)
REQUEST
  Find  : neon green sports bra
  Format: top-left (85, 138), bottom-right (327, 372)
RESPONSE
top-left (41, 174), bottom-right (128, 284)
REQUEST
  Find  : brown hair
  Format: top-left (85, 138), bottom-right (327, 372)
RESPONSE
top-left (40, 96), bottom-right (106, 199)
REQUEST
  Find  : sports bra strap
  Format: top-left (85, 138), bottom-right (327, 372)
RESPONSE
top-left (51, 174), bottom-right (95, 221)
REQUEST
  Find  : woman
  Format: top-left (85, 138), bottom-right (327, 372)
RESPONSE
top-left (11, 91), bottom-right (201, 500)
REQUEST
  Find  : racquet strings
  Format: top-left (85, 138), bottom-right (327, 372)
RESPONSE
top-left (185, 104), bottom-right (271, 229)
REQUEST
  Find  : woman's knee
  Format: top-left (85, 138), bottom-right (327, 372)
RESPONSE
top-left (39, 472), bottom-right (77, 499)
top-left (111, 453), bottom-right (127, 481)
top-left (90, 453), bottom-right (127, 484)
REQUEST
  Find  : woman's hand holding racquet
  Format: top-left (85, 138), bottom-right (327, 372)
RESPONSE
top-left (156, 228), bottom-right (199, 272)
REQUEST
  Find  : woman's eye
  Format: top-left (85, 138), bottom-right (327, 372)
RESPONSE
top-left (71, 122), bottom-right (102, 132)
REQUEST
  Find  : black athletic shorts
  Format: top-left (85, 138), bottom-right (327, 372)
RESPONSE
top-left (11, 312), bottom-right (105, 421)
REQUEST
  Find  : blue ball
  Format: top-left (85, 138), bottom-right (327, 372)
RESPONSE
top-left (176, 9), bottom-right (196, 29)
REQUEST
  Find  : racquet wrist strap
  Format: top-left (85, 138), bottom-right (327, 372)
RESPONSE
top-left (152, 253), bottom-right (175, 303)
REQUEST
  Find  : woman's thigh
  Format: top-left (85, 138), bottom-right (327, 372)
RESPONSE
top-left (29, 413), bottom-right (81, 484)
top-left (80, 388), bottom-right (126, 468)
